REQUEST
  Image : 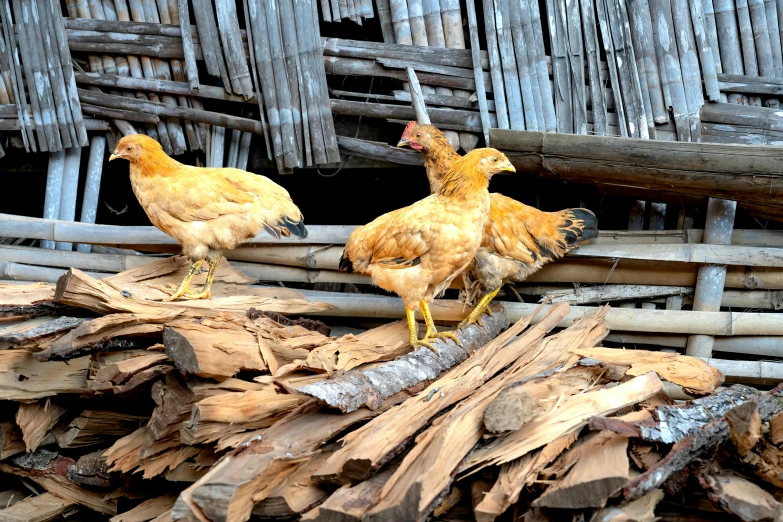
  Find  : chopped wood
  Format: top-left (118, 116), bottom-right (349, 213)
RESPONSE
top-left (56, 410), bottom-right (148, 449)
top-left (533, 431), bottom-right (630, 509)
top-left (293, 306), bottom-right (510, 412)
top-left (569, 347), bottom-right (724, 396)
top-left (483, 364), bottom-right (607, 433)
top-left (110, 495), bottom-right (177, 522)
top-left (0, 422), bottom-right (25, 460)
top-left (251, 452), bottom-right (331, 518)
top-left (726, 401), bottom-right (762, 456)
top-left (314, 303), bottom-right (569, 485)
top-left (589, 489), bottom-right (664, 522)
top-left (92, 353), bottom-right (170, 386)
top-left (55, 268), bottom-right (334, 318)
top-left (0, 316), bottom-right (83, 350)
top-left (15, 400), bottom-right (67, 452)
top-left (769, 412), bottom-right (783, 445)
top-left (701, 473), bottom-right (782, 522)
top-left (67, 449), bottom-right (112, 488)
top-left (0, 492), bottom-right (77, 522)
top-left (623, 382), bottom-right (783, 500)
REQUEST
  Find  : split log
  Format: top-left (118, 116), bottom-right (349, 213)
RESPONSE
top-left (67, 449), bottom-right (112, 488)
top-left (0, 422), bottom-right (25, 460)
top-left (92, 353), bottom-right (169, 387)
top-left (474, 434), bottom-right (577, 522)
top-left (0, 492), bottom-right (78, 522)
top-left (533, 431), bottom-right (630, 509)
top-left (593, 384), bottom-right (760, 444)
top-left (726, 401), bottom-right (762, 456)
top-left (570, 347), bottom-right (724, 396)
top-left (314, 303), bottom-right (570, 485)
top-left (364, 309), bottom-right (613, 521)
top-left (54, 268), bottom-right (334, 318)
top-left (293, 306), bottom-right (510, 412)
top-left (700, 473), bottom-right (782, 522)
top-left (110, 495), bottom-right (177, 522)
top-left (174, 396), bottom-right (410, 522)
top-left (770, 412), bottom-right (783, 445)
top-left (623, 382), bottom-right (783, 500)
top-left (15, 400), bottom-right (68, 452)
top-left (0, 351), bottom-right (91, 400)
top-left (483, 364), bottom-right (608, 433)
top-left (56, 411), bottom-right (148, 449)
top-left (589, 490), bottom-right (664, 522)
top-left (251, 453), bottom-right (331, 518)
top-left (0, 316), bottom-right (83, 350)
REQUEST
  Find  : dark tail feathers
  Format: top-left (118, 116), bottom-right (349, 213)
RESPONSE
top-left (338, 251), bottom-right (354, 273)
top-left (561, 208), bottom-right (598, 247)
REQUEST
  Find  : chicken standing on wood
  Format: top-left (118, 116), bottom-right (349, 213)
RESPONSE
top-left (109, 134), bottom-right (307, 301)
top-left (398, 122), bottom-right (599, 326)
top-left (339, 148), bottom-right (516, 352)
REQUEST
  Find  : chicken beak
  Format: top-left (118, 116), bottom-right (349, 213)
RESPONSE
top-left (396, 139), bottom-right (410, 148)
top-left (501, 161), bottom-right (516, 173)
top-left (109, 153), bottom-right (120, 161)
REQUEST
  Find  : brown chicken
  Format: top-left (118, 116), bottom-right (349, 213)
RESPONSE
top-left (398, 122), bottom-right (598, 326)
top-left (339, 148), bottom-right (516, 352)
top-left (109, 134), bottom-right (307, 301)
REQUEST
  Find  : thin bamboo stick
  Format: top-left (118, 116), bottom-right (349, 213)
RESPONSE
top-left (609, 0), bottom-right (649, 138)
top-left (703, 0), bottom-right (724, 75)
top-left (262, 0), bottom-right (300, 168)
top-left (594, 0), bottom-right (626, 137)
top-left (240, 0), bottom-right (271, 161)
top-left (308, 0), bottom-right (340, 163)
top-left (0, 0), bottom-right (34, 151)
top-left (714, 0), bottom-right (745, 103)
top-left (190, 0), bottom-right (231, 88)
top-left (277, 0), bottom-right (307, 163)
top-left (628, 0), bottom-right (667, 127)
top-left (518, 0), bottom-right (546, 131)
top-left (671, 0), bottom-right (705, 140)
top-left (494, 0), bottom-right (524, 130)
top-left (547, 0), bottom-right (572, 133)
top-left (76, 135), bottom-right (106, 254)
top-left (236, 127), bottom-right (252, 170)
top-left (291, 0), bottom-right (324, 164)
top-left (406, 67), bottom-right (430, 124)
top-left (214, 0), bottom-right (254, 97)
top-left (507, 0), bottom-right (539, 130)
top-left (56, 146), bottom-right (82, 251)
top-left (176, 0), bottom-right (199, 89)
top-left (375, 0), bottom-right (394, 41)
top-left (581, 0), bottom-right (607, 135)
top-left (689, 0), bottom-right (721, 101)
top-left (736, 0), bottom-right (762, 105)
top-left (41, 152), bottom-right (64, 250)
top-left (765, 0), bottom-right (783, 77)
top-left (565, 0), bottom-right (586, 134)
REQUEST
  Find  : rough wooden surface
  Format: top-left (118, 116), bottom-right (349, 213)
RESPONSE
top-left (293, 306), bottom-right (509, 412)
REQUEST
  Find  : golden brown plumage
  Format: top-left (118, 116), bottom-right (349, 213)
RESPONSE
top-left (398, 122), bottom-right (598, 325)
top-left (339, 148), bottom-right (516, 352)
top-left (109, 134), bottom-right (306, 300)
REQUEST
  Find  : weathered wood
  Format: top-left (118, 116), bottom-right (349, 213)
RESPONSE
top-left (0, 315), bottom-right (82, 350)
top-left (534, 431), bottom-right (630, 509)
top-left (0, 350), bottom-right (90, 400)
top-left (689, 0), bottom-right (721, 101)
top-left (623, 382), bottom-right (783, 500)
top-left (464, 0), bottom-right (491, 143)
top-left (57, 410), bottom-right (147, 449)
top-left (293, 307), bottom-right (509, 412)
top-left (0, 492), bottom-right (77, 522)
top-left (111, 495), bottom-right (177, 522)
top-left (582, 0), bottom-right (607, 135)
top-left (701, 473), bottom-right (783, 522)
top-left (0, 421), bottom-right (25, 460)
top-left (15, 400), bottom-right (68, 452)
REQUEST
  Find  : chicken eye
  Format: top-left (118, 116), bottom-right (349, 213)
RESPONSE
top-left (491, 157), bottom-right (498, 163)
top-left (415, 133), bottom-right (421, 138)
top-left (126, 146), bottom-right (132, 151)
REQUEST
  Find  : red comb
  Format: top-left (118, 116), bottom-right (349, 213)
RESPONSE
top-left (401, 120), bottom-right (418, 138)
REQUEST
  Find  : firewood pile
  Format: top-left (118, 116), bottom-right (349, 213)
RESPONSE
top-left (0, 256), bottom-right (781, 522)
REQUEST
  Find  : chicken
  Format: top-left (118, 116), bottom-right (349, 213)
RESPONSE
top-left (109, 134), bottom-right (307, 301)
top-left (398, 122), bottom-right (598, 326)
top-left (339, 148), bottom-right (516, 352)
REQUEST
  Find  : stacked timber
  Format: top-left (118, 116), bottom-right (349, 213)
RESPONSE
top-left (0, 261), bottom-right (782, 522)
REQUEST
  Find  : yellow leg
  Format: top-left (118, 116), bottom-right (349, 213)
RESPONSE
top-left (420, 300), bottom-right (462, 346)
top-left (183, 255), bottom-right (221, 300)
top-left (406, 305), bottom-right (439, 355)
top-left (458, 288), bottom-right (500, 329)
top-left (163, 260), bottom-right (203, 301)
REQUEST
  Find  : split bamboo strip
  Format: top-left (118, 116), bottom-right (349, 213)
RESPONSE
top-left (594, 0), bottom-right (627, 137)
top-left (465, 0), bottom-right (491, 144)
top-left (240, 0), bottom-right (272, 161)
top-left (736, 0), bottom-right (761, 105)
top-left (507, 0), bottom-right (539, 130)
top-left (629, 0), bottom-right (667, 124)
top-left (703, 0), bottom-right (723, 75)
top-left (41, 152), bottom-right (64, 250)
top-left (177, 0), bottom-right (199, 89)
top-left (75, 135), bottom-right (106, 254)
top-left (689, 0), bottom-right (721, 101)
top-left (293, 0), bottom-right (327, 165)
top-left (214, 0), bottom-right (253, 97)
top-left (547, 0), bottom-right (572, 133)
top-left (56, 146), bottom-right (82, 251)
top-left (190, 0), bottom-right (230, 88)
top-left (582, 0), bottom-right (607, 135)
top-left (517, 0), bottom-right (545, 130)
top-left (714, 0), bottom-right (745, 104)
top-left (375, 0), bottom-right (394, 41)
top-left (764, 0), bottom-right (783, 79)
top-left (0, 1), bottom-right (35, 151)
top-left (611, 0), bottom-right (649, 138)
top-left (671, 0), bottom-right (705, 140)
top-left (566, 0), bottom-right (586, 134)
top-left (277, 0), bottom-right (310, 164)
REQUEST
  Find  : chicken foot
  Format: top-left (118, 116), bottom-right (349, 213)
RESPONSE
top-left (420, 300), bottom-right (462, 346)
top-left (458, 288), bottom-right (500, 329)
top-left (160, 260), bottom-right (203, 301)
top-left (406, 306), bottom-right (441, 355)
top-left (180, 255), bottom-right (222, 300)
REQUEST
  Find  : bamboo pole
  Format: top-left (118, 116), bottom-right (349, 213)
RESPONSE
top-left (594, 0), bottom-right (626, 137)
top-left (507, 0), bottom-right (539, 130)
top-left (56, 146), bottom-right (82, 251)
top-left (406, 68), bottom-right (430, 124)
top-left (686, 198), bottom-right (738, 357)
top-left (547, 0), bottom-right (572, 133)
top-left (0, 0), bottom-right (35, 151)
top-left (606, 333), bottom-right (783, 358)
top-left (581, 0), bottom-right (607, 135)
top-left (0, 261), bottom-right (110, 283)
top-left (375, 0), bottom-right (394, 41)
top-left (214, 0), bottom-right (254, 97)
top-left (177, 0), bottom-right (199, 89)
top-left (41, 152), bottom-right (65, 250)
top-left (465, 0), bottom-right (490, 144)
top-left (190, 0), bottom-right (230, 87)
top-left (672, 0), bottom-right (704, 140)
top-left (714, 0), bottom-right (745, 104)
top-left (736, 0), bottom-right (762, 105)
top-left (766, 0), bottom-right (783, 78)
top-left (689, 0), bottom-right (721, 101)
top-left (76, 136), bottom-right (106, 254)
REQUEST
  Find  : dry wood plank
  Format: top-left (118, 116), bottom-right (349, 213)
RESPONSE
top-left (701, 473), bottom-right (782, 521)
top-left (474, 434), bottom-right (576, 522)
top-left (0, 351), bottom-right (90, 400)
top-left (483, 364), bottom-right (608, 433)
top-left (0, 316), bottom-right (82, 350)
top-left (312, 304), bottom-right (576, 487)
top-left (54, 268), bottom-right (334, 318)
top-left (15, 401), bottom-right (67, 452)
top-left (251, 452), bottom-right (331, 518)
top-left (534, 431), bottom-right (630, 509)
top-left (623, 382), bottom-right (783, 500)
top-left (56, 411), bottom-right (148, 449)
top-left (364, 308), bottom-right (612, 521)
top-left (0, 492), bottom-right (77, 522)
top-left (110, 494), bottom-right (177, 522)
top-left (589, 490), bottom-right (664, 522)
top-left (174, 396), bottom-right (409, 522)
top-left (93, 353), bottom-right (169, 385)
top-left (293, 307), bottom-right (509, 412)
top-left (570, 346), bottom-right (724, 396)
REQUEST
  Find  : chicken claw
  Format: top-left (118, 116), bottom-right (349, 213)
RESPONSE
top-left (436, 330), bottom-right (462, 346)
top-left (458, 288), bottom-right (500, 329)
top-left (161, 260), bottom-right (204, 301)
top-left (406, 306), bottom-right (441, 355)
